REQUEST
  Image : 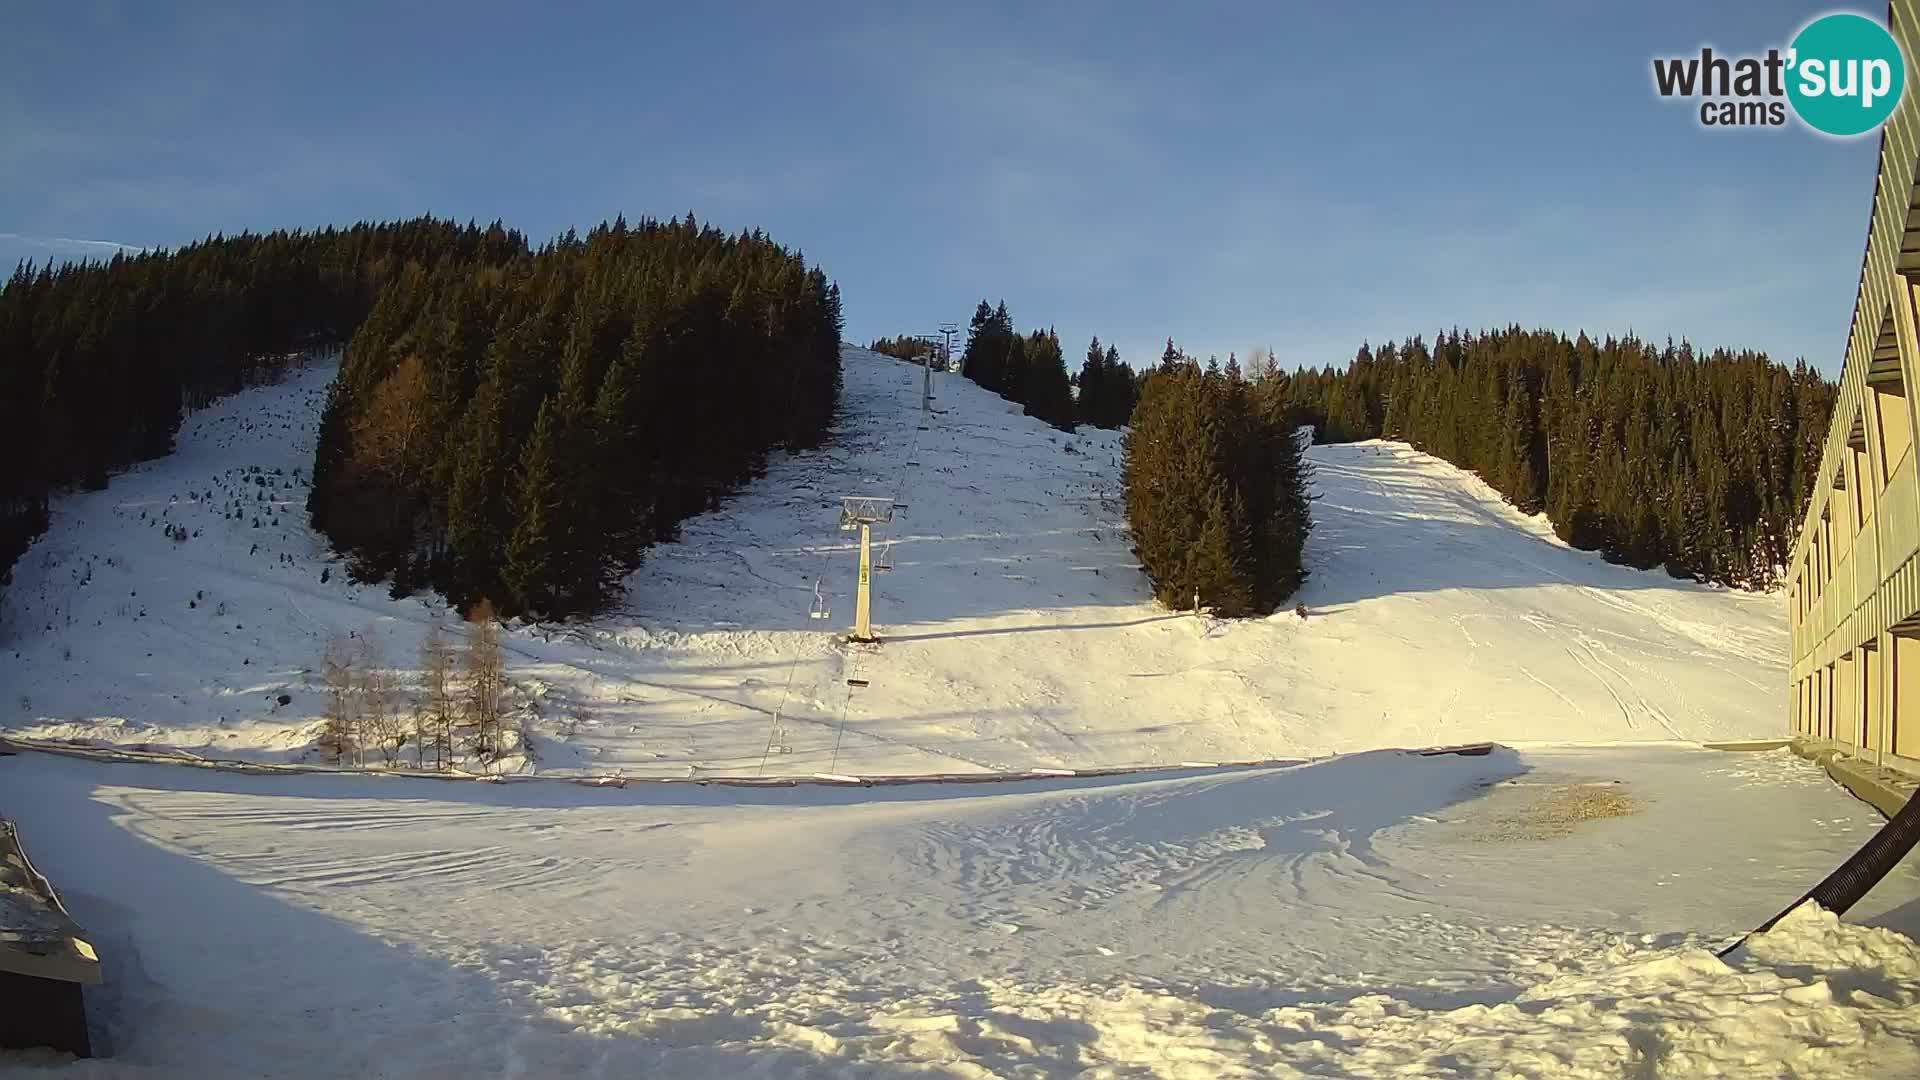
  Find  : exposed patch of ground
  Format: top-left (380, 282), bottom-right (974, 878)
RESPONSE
top-left (1462, 776), bottom-right (1636, 841)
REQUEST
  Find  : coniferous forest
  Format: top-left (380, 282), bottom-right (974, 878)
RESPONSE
top-left (960, 310), bottom-right (1298, 614)
top-left (308, 217), bottom-right (842, 617)
top-left (4, 232), bottom-right (1828, 623)
top-left (1124, 345), bottom-right (1312, 616)
top-left (957, 300), bottom-right (1081, 432)
top-left (1278, 328), bottom-right (1835, 587)
top-left (865, 335), bottom-right (930, 363)
top-left (1, 215), bottom-right (843, 619)
top-left (0, 218), bottom-right (528, 592)
top-left (1075, 335), bottom-right (1139, 430)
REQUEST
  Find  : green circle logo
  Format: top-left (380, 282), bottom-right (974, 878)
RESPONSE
top-left (1787, 13), bottom-right (1906, 136)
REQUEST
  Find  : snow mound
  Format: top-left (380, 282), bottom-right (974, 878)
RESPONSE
top-left (868, 906), bottom-right (1920, 1079)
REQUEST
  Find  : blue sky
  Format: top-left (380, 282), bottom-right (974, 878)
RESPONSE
top-left (1, 1), bottom-right (1881, 374)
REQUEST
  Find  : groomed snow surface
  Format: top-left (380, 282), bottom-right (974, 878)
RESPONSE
top-left (2, 347), bottom-right (1918, 1076)
top-left (5, 746), bottom-right (1918, 1077)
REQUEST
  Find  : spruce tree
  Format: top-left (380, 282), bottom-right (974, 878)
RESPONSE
top-left (502, 397), bottom-right (567, 615)
top-left (962, 300), bottom-right (995, 385)
top-left (1078, 336), bottom-right (1107, 427)
top-left (1104, 345), bottom-right (1135, 427)
top-left (1124, 363), bottom-right (1311, 616)
top-left (1182, 490), bottom-right (1241, 614)
top-left (1002, 331), bottom-right (1030, 404)
top-left (1023, 330), bottom-right (1075, 431)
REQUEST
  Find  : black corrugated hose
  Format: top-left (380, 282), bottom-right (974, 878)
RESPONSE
top-left (1718, 785), bottom-right (1920, 957)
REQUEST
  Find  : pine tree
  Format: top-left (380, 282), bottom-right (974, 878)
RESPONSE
top-left (503, 398), bottom-right (569, 617)
top-left (444, 388), bottom-right (509, 604)
top-left (1104, 344), bottom-right (1135, 427)
top-left (1189, 489), bottom-right (1253, 616)
top-left (962, 299), bottom-right (994, 385)
top-left (1123, 363), bottom-right (1310, 616)
top-left (1023, 330), bottom-right (1075, 431)
top-left (1002, 331), bottom-right (1030, 404)
top-left (1078, 336), bottom-right (1107, 427)
top-left (588, 345), bottom-right (645, 593)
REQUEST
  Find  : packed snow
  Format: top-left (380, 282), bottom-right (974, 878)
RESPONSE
top-left (0, 347), bottom-right (1788, 775)
top-left (3, 743), bottom-right (1918, 1077)
top-left (5, 346), bottom-right (1917, 1076)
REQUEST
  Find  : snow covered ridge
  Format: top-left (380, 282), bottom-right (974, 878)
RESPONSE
top-left (0, 346), bottom-right (1789, 774)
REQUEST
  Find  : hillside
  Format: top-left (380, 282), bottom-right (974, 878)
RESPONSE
top-left (0, 346), bottom-right (1787, 774)
top-left (6, 347), bottom-right (1916, 1079)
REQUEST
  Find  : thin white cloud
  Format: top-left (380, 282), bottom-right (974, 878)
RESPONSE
top-left (0, 232), bottom-right (149, 254)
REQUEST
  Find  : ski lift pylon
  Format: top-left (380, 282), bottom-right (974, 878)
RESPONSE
top-left (838, 495), bottom-right (894, 530)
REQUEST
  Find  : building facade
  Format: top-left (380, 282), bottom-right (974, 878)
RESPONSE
top-left (1788, 1), bottom-right (1920, 773)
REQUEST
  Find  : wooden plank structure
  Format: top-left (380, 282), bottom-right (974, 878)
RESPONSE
top-left (1, 817), bottom-right (100, 1057)
top-left (1787, 1), bottom-right (1920, 781)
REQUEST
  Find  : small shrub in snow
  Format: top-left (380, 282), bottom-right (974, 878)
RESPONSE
top-left (319, 633), bottom-right (358, 764)
top-left (359, 629), bottom-right (408, 766)
top-left (418, 620), bottom-right (457, 771)
top-left (463, 600), bottom-right (507, 764)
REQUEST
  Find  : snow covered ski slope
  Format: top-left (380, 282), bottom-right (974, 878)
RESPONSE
top-left (0, 346), bottom-right (1787, 775)
top-left (3, 346), bottom-right (1917, 1078)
